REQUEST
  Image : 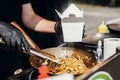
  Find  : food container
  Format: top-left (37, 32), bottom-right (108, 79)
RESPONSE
top-left (56, 3), bottom-right (84, 42)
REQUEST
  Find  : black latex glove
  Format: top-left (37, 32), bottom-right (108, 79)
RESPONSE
top-left (54, 22), bottom-right (64, 45)
top-left (0, 21), bottom-right (30, 54)
top-left (54, 22), bottom-right (62, 34)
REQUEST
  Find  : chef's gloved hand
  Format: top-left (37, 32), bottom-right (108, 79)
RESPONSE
top-left (54, 22), bottom-right (62, 35)
top-left (0, 21), bottom-right (30, 54)
top-left (54, 22), bottom-right (64, 45)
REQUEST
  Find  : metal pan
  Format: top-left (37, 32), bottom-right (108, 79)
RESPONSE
top-left (29, 33), bottom-right (120, 71)
top-left (29, 47), bottom-right (97, 71)
top-left (82, 33), bottom-right (120, 45)
top-left (107, 24), bottom-right (120, 34)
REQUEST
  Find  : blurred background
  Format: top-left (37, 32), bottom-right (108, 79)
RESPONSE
top-left (67, 0), bottom-right (120, 34)
top-left (69, 0), bottom-right (120, 7)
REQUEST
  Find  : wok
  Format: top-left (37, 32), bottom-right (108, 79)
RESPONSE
top-left (107, 24), bottom-right (120, 34)
top-left (29, 47), bottom-right (97, 73)
top-left (82, 33), bottom-right (120, 45)
top-left (29, 33), bottom-right (120, 73)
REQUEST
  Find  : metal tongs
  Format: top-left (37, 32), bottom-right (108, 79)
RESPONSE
top-left (29, 48), bottom-right (59, 64)
top-left (0, 21), bottom-right (59, 64)
top-left (0, 38), bottom-right (59, 67)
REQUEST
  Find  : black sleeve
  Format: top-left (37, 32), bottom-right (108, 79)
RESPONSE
top-left (20, 0), bottom-right (31, 5)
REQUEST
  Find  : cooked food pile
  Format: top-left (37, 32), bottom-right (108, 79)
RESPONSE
top-left (49, 56), bottom-right (89, 75)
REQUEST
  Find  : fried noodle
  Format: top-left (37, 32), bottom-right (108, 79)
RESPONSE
top-left (50, 56), bottom-right (89, 75)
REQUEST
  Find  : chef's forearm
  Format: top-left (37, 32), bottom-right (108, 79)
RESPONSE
top-left (22, 3), bottom-right (56, 33)
top-left (35, 17), bottom-right (56, 33)
top-left (23, 14), bottom-right (56, 33)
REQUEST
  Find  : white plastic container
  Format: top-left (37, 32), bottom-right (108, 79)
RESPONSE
top-left (62, 22), bottom-right (84, 42)
top-left (56, 3), bottom-right (84, 42)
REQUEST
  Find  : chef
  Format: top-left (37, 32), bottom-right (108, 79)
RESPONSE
top-left (0, 0), bottom-right (68, 79)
